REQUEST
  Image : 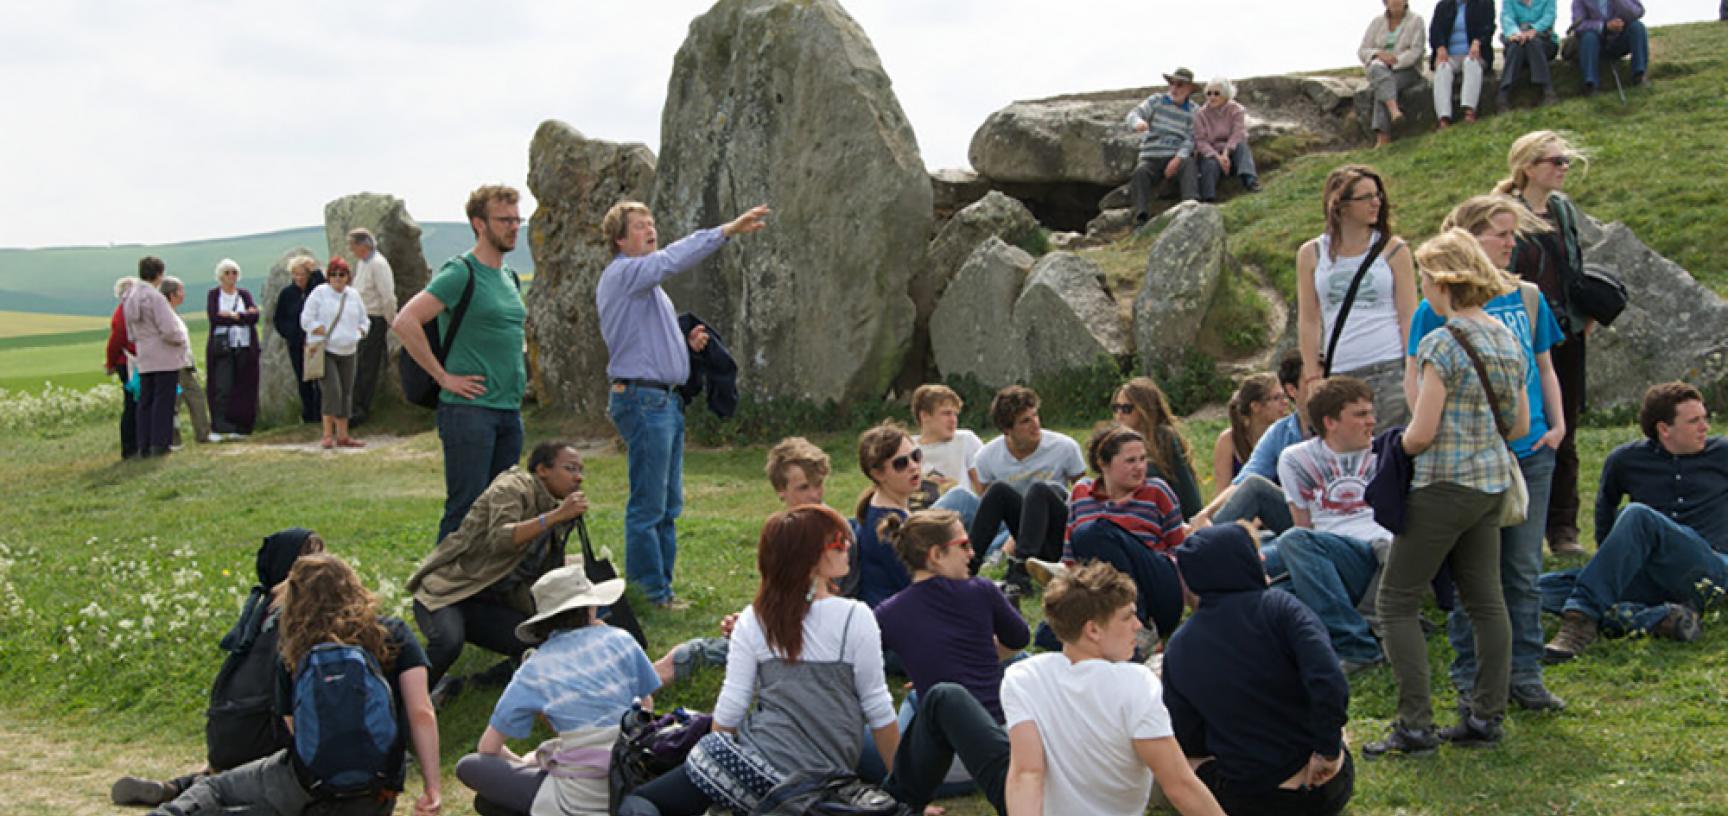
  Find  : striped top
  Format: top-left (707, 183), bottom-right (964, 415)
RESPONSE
top-left (1125, 94), bottom-right (1196, 160)
top-left (1063, 477), bottom-right (1188, 562)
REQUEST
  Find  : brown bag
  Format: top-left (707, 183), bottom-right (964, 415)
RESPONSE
top-left (302, 291), bottom-right (349, 382)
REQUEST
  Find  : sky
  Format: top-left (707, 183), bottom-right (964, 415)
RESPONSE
top-left (1, 1), bottom-right (1717, 249)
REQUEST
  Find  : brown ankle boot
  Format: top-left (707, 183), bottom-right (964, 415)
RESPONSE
top-left (1544, 610), bottom-right (1598, 663)
top-left (1548, 527), bottom-right (1586, 557)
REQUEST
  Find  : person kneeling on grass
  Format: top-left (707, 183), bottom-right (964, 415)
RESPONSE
top-left (456, 565), bottom-right (660, 816)
top-left (148, 554), bottom-right (440, 816)
top-left (1164, 524), bottom-right (1353, 816)
top-left (408, 440), bottom-right (591, 706)
top-left (1002, 561), bottom-right (1226, 816)
top-left (112, 529), bottom-right (327, 808)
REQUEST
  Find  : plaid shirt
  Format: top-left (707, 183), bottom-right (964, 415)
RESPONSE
top-left (1412, 317), bottom-right (1528, 491)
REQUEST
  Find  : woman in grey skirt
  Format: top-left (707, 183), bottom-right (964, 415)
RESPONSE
top-left (300, 257), bottom-right (369, 449)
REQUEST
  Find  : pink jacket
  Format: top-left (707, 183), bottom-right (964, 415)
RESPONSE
top-left (1192, 100), bottom-right (1248, 160)
top-left (123, 284), bottom-right (190, 373)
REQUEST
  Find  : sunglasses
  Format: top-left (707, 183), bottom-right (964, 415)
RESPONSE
top-left (890, 448), bottom-right (924, 472)
top-left (1204, 90), bottom-right (1223, 96)
top-left (1534, 155), bottom-right (1572, 168)
top-left (825, 534), bottom-right (852, 551)
top-left (328, 271), bottom-right (351, 278)
top-left (943, 536), bottom-right (974, 551)
top-left (1112, 402), bottom-right (1136, 415)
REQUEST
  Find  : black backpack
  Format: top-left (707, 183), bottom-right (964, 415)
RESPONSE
top-left (608, 704), bottom-right (712, 811)
top-left (204, 592), bottom-right (291, 771)
top-left (399, 256), bottom-right (520, 408)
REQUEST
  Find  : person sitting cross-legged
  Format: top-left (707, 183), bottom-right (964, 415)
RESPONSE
top-left (1543, 382), bottom-right (1728, 662)
top-left (1165, 524), bottom-right (1354, 816)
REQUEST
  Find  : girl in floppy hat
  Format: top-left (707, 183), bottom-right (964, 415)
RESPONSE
top-left (457, 565), bottom-right (659, 815)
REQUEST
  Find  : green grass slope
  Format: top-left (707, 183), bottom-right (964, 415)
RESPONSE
top-left (1225, 22), bottom-right (1728, 305)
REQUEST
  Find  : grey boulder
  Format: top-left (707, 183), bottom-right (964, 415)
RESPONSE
top-left (930, 238), bottom-right (1036, 386)
top-left (255, 247), bottom-right (322, 428)
top-left (1134, 202), bottom-right (1227, 372)
top-left (1016, 252), bottom-right (1128, 377)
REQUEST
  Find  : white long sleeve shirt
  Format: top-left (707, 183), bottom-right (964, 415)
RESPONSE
top-left (300, 285), bottom-right (370, 356)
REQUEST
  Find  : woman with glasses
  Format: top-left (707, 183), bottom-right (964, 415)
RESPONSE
top-left (205, 258), bottom-right (261, 439)
top-left (1112, 377), bottom-right (1203, 521)
top-left (1211, 373), bottom-right (1289, 495)
top-left (300, 256), bottom-right (370, 449)
top-left (1358, 0), bottom-right (1428, 147)
top-left (618, 506), bottom-right (898, 816)
top-left (853, 422), bottom-right (924, 608)
top-left (1297, 164), bottom-right (1418, 427)
top-left (1493, 130), bottom-right (1590, 557)
top-left (1191, 77), bottom-right (1261, 202)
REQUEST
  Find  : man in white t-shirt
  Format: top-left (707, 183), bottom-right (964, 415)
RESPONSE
top-left (1263, 376), bottom-right (1390, 673)
top-left (965, 386), bottom-right (1087, 586)
top-left (1002, 561), bottom-right (1225, 816)
top-left (911, 383), bottom-right (984, 496)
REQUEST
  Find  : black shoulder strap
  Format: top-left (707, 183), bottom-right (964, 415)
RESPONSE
top-left (439, 256), bottom-right (480, 364)
top-left (1322, 233), bottom-right (1389, 377)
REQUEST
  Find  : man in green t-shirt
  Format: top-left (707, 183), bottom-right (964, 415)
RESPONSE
top-left (394, 184), bottom-right (529, 543)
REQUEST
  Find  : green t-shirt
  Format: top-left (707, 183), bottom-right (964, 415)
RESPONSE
top-left (426, 253), bottom-right (526, 411)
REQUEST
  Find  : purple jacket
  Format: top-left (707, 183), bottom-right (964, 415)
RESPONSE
top-left (1569, 0), bottom-right (1643, 34)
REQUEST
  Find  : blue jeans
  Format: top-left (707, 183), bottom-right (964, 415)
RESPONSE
top-left (1563, 503), bottom-right (1728, 621)
top-left (1267, 528), bottom-right (1382, 663)
top-left (1068, 519), bottom-right (1184, 638)
top-left (1449, 446), bottom-right (1555, 691)
top-left (610, 384), bottom-right (685, 604)
top-left (1578, 20), bottom-right (1649, 87)
top-left (1216, 474), bottom-right (1295, 534)
top-left (1197, 142), bottom-right (1258, 202)
top-left (436, 403), bottom-right (524, 543)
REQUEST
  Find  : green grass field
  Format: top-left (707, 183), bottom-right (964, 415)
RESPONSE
top-left (0, 311), bottom-right (112, 339)
top-left (0, 316), bottom-right (210, 394)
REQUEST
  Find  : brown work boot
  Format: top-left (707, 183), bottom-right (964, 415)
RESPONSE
top-left (1544, 610), bottom-right (1599, 663)
top-left (1547, 527), bottom-right (1586, 557)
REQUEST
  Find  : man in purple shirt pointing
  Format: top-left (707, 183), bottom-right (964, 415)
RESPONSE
top-left (596, 200), bottom-right (770, 608)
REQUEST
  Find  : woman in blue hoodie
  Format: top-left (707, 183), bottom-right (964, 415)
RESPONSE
top-left (1162, 524), bottom-right (1353, 816)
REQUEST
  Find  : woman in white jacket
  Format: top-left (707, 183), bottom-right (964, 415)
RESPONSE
top-left (300, 257), bottom-right (369, 449)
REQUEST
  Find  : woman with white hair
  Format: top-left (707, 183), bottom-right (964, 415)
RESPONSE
top-left (1191, 77), bottom-right (1260, 202)
top-left (206, 257), bottom-right (262, 437)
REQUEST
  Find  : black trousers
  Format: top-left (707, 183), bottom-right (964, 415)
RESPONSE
top-left (285, 336), bottom-right (322, 423)
top-left (1195, 751), bottom-right (1354, 816)
top-left (137, 370), bottom-right (178, 454)
top-left (1548, 334), bottom-right (1587, 535)
top-left (118, 372), bottom-right (139, 458)
top-left (412, 597), bottom-right (532, 687)
top-left (1500, 36), bottom-right (1558, 90)
top-left (884, 683), bottom-right (1011, 814)
top-left (207, 347), bottom-right (240, 433)
top-left (351, 316), bottom-right (389, 425)
top-left (968, 481), bottom-right (1068, 572)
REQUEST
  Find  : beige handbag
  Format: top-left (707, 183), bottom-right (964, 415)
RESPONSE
top-left (302, 291), bottom-right (348, 382)
top-left (1444, 324), bottom-right (1528, 527)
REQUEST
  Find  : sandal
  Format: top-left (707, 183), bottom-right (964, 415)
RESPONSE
top-left (337, 437), bottom-right (366, 449)
top-left (321, 437), bottom-right (335, 449)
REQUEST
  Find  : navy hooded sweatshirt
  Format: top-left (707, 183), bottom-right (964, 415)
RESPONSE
top-left (1163, 525), bottom-right (1350, 790)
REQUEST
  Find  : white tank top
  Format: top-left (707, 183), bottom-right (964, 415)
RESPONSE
top-left (1315, 231), bottom-right (1402, 373)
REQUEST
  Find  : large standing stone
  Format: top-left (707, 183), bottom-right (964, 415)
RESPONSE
top-left (255, 247), bottom-right (321, 428)
top-left (921, 192), bottom-right (1041, 330)
top-left (654, 0), bottom-right (929, 404)
top-left (1016, 252), bottom-right (1128, 376)
top-left (1134, 202), bottom-right (1227, 372)
top-left (1582, 221), bottom-right (1728, 410)
top-left (322, 193), bottom-right (433, 408)
top-left (930, 238), bottom-right (1034, 386)
top-left (968, 95), bottom-right (1142, 187)
top-left (524, 121), bottom-right (657, 424)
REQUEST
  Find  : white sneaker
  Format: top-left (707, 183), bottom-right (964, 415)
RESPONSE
top-left (1025, 558), bottom-right (1069, 587)
top-left (205, 432), bottom-right (224, 443)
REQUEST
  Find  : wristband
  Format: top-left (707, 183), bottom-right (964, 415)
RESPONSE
top-left (537, 513), bottom-right (547, 531)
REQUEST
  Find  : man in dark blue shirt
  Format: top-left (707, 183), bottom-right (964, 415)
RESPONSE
top-left (1545, 382), bottom-right (1728, 661)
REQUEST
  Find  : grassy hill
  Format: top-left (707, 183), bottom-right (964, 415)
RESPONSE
top-left (0, 222), bottom-right (533, 317)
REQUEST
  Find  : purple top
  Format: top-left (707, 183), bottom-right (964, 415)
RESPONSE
top-left (596, 227), bottom-right (727, 383)
top-left (1569, 0), bottom-right (1643, 34)
top-left (875, 576), bottom-right (1030, 722)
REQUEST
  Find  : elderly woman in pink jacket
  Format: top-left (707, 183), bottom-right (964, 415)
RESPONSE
top-left (123, 257), bottom-right (188, 458)
top-left (1191, 77), bottom-right (1260, 202)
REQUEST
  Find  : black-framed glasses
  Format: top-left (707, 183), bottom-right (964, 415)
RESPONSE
top-left (1112, 402), bottom-right (1136, 415)
top-left (1534, 155), bottom-right (1572, 168)
top-left (890, 448), bottom-right (924, 472)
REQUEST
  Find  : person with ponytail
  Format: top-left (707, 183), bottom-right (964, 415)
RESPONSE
top-left (1494, 130), bottom-right (1591, 556)
top-left (1211, 373), bottom-right (1288, 496)
top-left (619, 506), bottom-right (898, 816)
top-left (1405, 194), bottom-right (1569, 714)
top-left (1366, 229), bottom-right (1528, 758)
top-left (853, 421), bottom-right (922, 608)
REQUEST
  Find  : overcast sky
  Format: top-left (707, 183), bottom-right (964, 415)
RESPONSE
top-left (2, 1), bottom-right (1715, 248)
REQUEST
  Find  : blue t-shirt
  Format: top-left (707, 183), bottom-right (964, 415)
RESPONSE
top-left (856, 505), bottom-right (911, 608)
top-left (488, 625), bottom-right (660, 738)
top-left (1407, 289), bottom-right (1562, 458)
top-left (1234, 413), bottom-right (1310, 487)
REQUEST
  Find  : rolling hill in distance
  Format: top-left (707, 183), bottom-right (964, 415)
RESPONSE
top-left (0, 223), bottom-right (534, 317)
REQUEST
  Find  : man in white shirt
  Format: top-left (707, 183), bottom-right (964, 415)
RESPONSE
top-left (967, 386), bottom-right (1086, 587)
top-left (347, 228), bottom-right (397, 427)
top-left (1263, 376), bottom-right (1390, 674)
top-left (1002, 561), bottom-right (1225, 816)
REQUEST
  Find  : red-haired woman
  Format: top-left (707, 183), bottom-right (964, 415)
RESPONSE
top-left (618, 506), bottom-right (898, 816)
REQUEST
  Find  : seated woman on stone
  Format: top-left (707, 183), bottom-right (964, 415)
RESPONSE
top-left (1498, 0), bottom-right (1562, 108)
top-left (456, 565), bottom-right (660, 816)
top-left (1191, 77), bottom-right (1260, 202)
top-left (111, 529), bottom-right (326, 808)
top-left (1358, 0), bottom-right (1428, 147)
top-left (1163, 524), bottom-right (1353, 816)
top-left (408, 439), bottom-right (593, 705)
top-left (617, 505), bottom-right (898, 816)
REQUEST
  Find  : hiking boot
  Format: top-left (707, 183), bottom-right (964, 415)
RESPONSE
top-left (996, 579), bottom-right (1026, 608)
top-left (1025, 557), bottom-right (1068, 587)
top-left (1547, 527), bottom-right (1586, 557)
top-left (1440, 714), bottom-right (1505, 748)
top-left (112, 776), bottom-right (174, 806)
top-left (1544, 610), bottom-right (1599, 663)
top-left (1363, 723), bottom-right (1440, 758)
top-left (1003, 558), bottom-right (1035, 594)
top-left (1653, 603), bottom-right (1702, 642)
top-left (1510, 682), bottom-right (1567, 712)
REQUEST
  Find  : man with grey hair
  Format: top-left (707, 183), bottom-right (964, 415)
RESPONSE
top-left (347, 227), bottom-right (396, 427)
top-left (1125, 66), bottom-right (1201, 224)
